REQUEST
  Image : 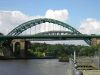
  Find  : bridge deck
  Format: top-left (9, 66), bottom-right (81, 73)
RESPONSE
top-left (0, 35), bottom-right (100, 40)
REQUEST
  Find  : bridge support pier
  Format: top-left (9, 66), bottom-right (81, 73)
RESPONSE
top-left (11, 39), bottom-right (26, 58)
top-left (91, 38), bottom-right (100, 45)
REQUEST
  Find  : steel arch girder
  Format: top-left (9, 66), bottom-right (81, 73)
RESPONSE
top-left (7, 18), bottom-right (90, 45)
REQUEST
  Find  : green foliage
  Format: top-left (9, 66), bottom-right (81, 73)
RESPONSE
top-left (27, 49), bottom-right (35, 57)
top-left (34, 52), bottom-right (44, 57)
top-left (26, 43), bottom-right (100, 58)
top-left (59, 56), bottom-right (69, 62)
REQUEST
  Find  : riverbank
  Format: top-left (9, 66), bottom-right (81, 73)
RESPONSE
top-left (0, 56), bottom-right (57, 60)
top-left (0, 56), bottom-right (69, 63)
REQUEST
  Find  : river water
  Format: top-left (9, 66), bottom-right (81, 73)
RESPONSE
top-left (0, 59), bottom-right (69, 75)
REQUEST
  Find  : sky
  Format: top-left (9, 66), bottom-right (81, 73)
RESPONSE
top-left (0, 0), bottom-right (99, 18)
top-left (0, 0), bottom-right (100, 32)
top-left (0, 0), bottom-right (100, 35)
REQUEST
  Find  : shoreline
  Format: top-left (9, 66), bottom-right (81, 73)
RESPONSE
top-left (0, 56), bottom-right (57, 60)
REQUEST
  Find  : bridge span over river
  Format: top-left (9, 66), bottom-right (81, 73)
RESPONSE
top-left (0, 18), bottom-right (100, 58)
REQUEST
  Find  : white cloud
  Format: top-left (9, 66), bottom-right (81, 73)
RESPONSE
top-left (45, 9), bottom-right (69, 21)
top-left (32, 40), bottom-right (87, 45)
top-left (0, 9), bottom-right (69, 35)
top-left (78, 18), bottom-right (100, 34)
top-left (0, 11), bottom-right (34, 35)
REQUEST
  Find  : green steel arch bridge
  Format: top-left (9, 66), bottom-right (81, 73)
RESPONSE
top-left (0, 18), bottom-right (100, 57)
top-left (1, 18), bottom-right (95, 44)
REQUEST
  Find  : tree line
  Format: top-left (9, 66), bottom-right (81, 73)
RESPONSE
top-left (27, 43), bottom-right (100, 58)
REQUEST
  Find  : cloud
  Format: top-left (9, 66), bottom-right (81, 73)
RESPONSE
top-left (0, 9), bottom-right (69, 35)
top-left (0, 11), bottom-right (34, 34)
top-left (78, 18), bottom-right (100, 34)
top-left (45, 9), bottom-right (69, 21)
top-left (32, 40), bottom-right (87, 45)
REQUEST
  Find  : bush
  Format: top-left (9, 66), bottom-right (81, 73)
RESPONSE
top-left (58, 56), bottom-right (69, 62)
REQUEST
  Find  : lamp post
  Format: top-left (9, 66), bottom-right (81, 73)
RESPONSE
top-left (74, 50), bottom-right (76, 64)
top-left (73, 50), bottom-right (83, 75)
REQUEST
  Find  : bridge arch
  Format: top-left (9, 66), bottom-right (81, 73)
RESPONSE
top-left (8, 18), bottom-right (81, 36)
top-left (7, 18), bottom-right (90, 44)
